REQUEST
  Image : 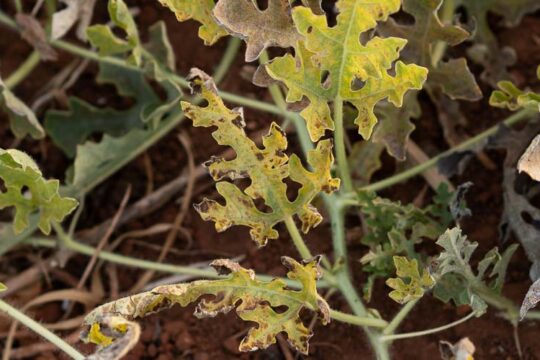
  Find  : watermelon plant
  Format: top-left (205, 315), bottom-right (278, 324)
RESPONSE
top-left (1, 0), bottom-right (540, 359)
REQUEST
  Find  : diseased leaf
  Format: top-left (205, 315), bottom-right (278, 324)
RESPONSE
top-left (0, 149), bottom-right (78, 234)
top-left (348, 140), bottom-right (385, 187)
top-left (386, 256), bottom-right (435, 304)
top-left (87, 0), bottom-right (142, 65)
top-left (433, 227), bottom-right (518, 315)
top-left (51, 0), bottom-right (97, 41)
top-left (520, 278), bottom-right (540, 319)
top-left (439, 337), bottom-right (476, 360)
top-left (83, 257), bottom-right (330, 355)
top-left (0, 283), bottom-right (6, 292)
top-left (15, 14), bottom-right (58, 61)
top-left (518, 134), bottom-right (540, 182)
top-left (490, 66), bottom-right (540, 111)
top-left (0, 77), bottom-right (45, 139)
top-left (158, 0), bottom-right (227, 45)
top-left (182, 69), bottom-right (339, 246)
top-left (213, 0), bottom-right (301, 62)
top-left (376, 0), bottom-right (481, 158)
top-left (267, 0), bottom-right (428, 141)
top-left (460, 0), bottom-right (540, 86)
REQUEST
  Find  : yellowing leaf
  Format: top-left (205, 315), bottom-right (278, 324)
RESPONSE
top-left (386, 256), bottom-right (435, 304)
top-left (0, 77), bottom-right (44, 140)
top-left (84, 257), bottom-right (330, 355)
top-left (0, 149), bottom-right (78, 234)
top-left (213, 0), bottom-right (301, 61)
top-left (158, 0), bottom-right (227, 45)
top-left (490, 66), bottom-right (540, 112)
top-left (182, 69), bottom-right (339, 246)
top-left (268, 0), bottom-right (428, 141)
top-left (0, 283), bottom-right (6, 292)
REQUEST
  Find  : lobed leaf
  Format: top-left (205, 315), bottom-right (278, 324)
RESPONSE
top-left (83, 257), bottom-right (330, 355)
top-left (490, 66), bottom-right (540, 112)
top-left (386, 256), bottom-right (434, 304)
top-left (433, 227), bottom-right (518, 314)
top-left (0, 149), bottom-right (78, 234)
top-left (267, 0), bottom-right (428, 141)
top-left (213, 0), bottom-right (301, 62)
top-left (182, 69), bottom-right (339, 246)
top-left (0, 77), bottom-right (44, 140)
top-left (158, 0), bottom-right (227, 45)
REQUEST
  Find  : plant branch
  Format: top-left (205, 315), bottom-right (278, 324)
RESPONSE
top-left (383, 299), bottom-right (420, 335)
top-left (284, 216), bottom-right (314, 261)
top-left (212, 37), bottom-right (241, 84)
top-left (4, 51), bottom-right (40, 89)
top-left (0, 299), bottom-right (85, 360)
top-left (330, 309), bottom-right (388, 328)
top-left (379, 310), bottom-right (476, 342)
top-left (333, 96), bottom-right (354, 192)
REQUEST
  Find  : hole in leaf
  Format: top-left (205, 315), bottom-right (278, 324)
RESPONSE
top-left (283, 177), bottom-right (302, 202)
top-left (306, 26), bottom-right (313, 34)
top-left (272, 305), bottom-right (288, 314)
top-left (253, 197), bottom-right (273, 214)
top-left (321, 70), bottom-right (331, 89)
top-left (254, 0), bottom-right (269, 10)
top-left (351, 77), bottom-right (366, 91)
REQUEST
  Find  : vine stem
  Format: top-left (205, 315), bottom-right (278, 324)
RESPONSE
top-left (330, 309), bottom-right (388, 328)
top-left (356, 107), bottom-right (536, 194)
top-left (0, 299), bottom-right (85, 360)
top-left (284, 216), bottom-right (314, 261)
top-left (4, 50), bottom-right (40, 89)
top-left (333, 96), bottom-right (354, 192)
top-left (379, 310), bottom-right (476, 342)
top-left (382, 299), bottom-right (420, 335)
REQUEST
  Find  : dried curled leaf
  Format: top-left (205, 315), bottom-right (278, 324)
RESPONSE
top-left (182, 69), bottom-right (339, 246)
top-left (434, 227), bottom-right (518, 315)
top-left (83, 257), bottom-right (330, 355)
top-left (374, 0), bottom-right (480, 159)
top-left (386, 256), bottom-right (435, 304)
top-left (158, 0), bottom-right (227, 45)
top-left (0, 149), bottom-right (78, 234)
top-left (490, 66), bottom-right (540, 111)
top-left (213, 0), bottom-right (301, 62)
top-left (0, 77), bottom-right (44, 139)
top-left (518, 134), bottom-right (540, 182)
top-left (267, 0), bottom-right (428, 141)
top-left (439, 337), bottom-right (476, 360)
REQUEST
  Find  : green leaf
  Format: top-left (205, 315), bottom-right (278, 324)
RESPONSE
top-left (490, 66), bottom-right (540, 112)
top-left (267, 0), bottom-right (428, 141)
top-left (0, 149), bottom-right (78, 234)
top-left (158, 0), bottom-right (227, 46)
top-left (0, 77), bottom-right (45, 139)
top-left (433, 227), bottom-right (518, 314)
top-left (386, 256), bottom-right (434, 304)
top-left (213, 0), bottom-right (301, 62)
top-left (87, 0), bottom-right (142, 65)
top-left (182, 69), bottom-right (339, 246)
top-left (83, 256), bottom-right (330, 355)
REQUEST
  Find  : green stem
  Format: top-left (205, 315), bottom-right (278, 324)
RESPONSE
top-left (0, 299), bottom-right (85, 360)
top-left (330, 309), bottom-right (388, 328)
top-left (212, 37), bottom-right (241, 84)
top-left (525, 311), bottom-right (540, 320)
top-left (383, 299), bottom-right (420, 335)
top-left (13, 0), bottom-right (22, 13)
top-left (357, 107), bottom-right (536, 194)
top-left (379, 310), bottom-right (476, 342)
top-left (284, 216), bottom-right (314, 261)
top-left (333, 96), bottom-right (354, 192)
top-left (4, 51), bottom-right (40, 89)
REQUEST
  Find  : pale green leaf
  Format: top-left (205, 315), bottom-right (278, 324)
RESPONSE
top-left (0, 78), bottom-right (44, 139)
top-left (386, 256), bottom-right (434, 304)
top-left (83, 257), bottom-right (330, 355)
top-left (268, 0), bottom-right (428, 141)
top-left (0, 149), bottom-right (78, 234)
top-left (490, 66), bottom-right (540, 112)
top-left (182, 69), bottom-right (339, 246)
top-left (213, 0), bottom-right (301, 61)
top-left (158, 0), bottom-right (227, 45)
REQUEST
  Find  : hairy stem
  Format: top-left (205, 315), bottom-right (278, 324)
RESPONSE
top-left (283, 216), bottom-right (314, 261)
top-left (379, 310), bottom-right (476, 342)
top-left (333, 96), bottom-right (354, 192)
top-left (331, 309), bottom-right (388, 328)
top-left (0, 299), bottom-right (85, 360)
top-left (4, 51), bottom-right (40, 89)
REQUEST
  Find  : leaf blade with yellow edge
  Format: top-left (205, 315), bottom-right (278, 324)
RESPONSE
top-left (386, 256), bottom-right (435, 304)
top-left (182, 69), bottom-right (339, 246)
top-left (83, 256), bottom-right (330, 355)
